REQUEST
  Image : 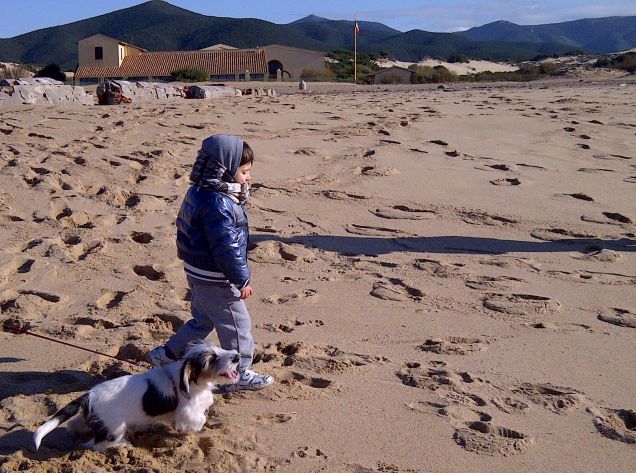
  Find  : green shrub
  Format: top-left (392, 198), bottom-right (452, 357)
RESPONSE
top-left (0, 64), bottom-right (31, 80)
top-left (300, 68), bottom-right (334, 82)
top-left (35, 64), bottom-right (66, 82)
top-left (594, 57), bottom-right (611, 68)
top-left (410, 65), bottom-right (457, 84)
top-left (613, 52), bottom-right (636, 73)
top-left (326, 50), bottom-right (381, 82)
top-left (594, 53), bottom-right (636, 73)
top-left (170, 68), bottom-right (209, 82)
top-left (448, 54), bottom-right (470, 64)
top-left (538, 62), bottom-right (559, 75)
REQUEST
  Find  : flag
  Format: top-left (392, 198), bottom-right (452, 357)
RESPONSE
top-left (355, 21), bottom-right (360, 34)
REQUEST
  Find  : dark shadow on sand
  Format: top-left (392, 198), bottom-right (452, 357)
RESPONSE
top-left (0, 370), bottom-right (99, 402)
top-left (0, 426), bottom-right (78, 456)
top-left (0, 358), bottom-right (25, 364)
top-left (251, 234), bottom-right (635, 256)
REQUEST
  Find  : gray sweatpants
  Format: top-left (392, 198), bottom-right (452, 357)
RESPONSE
top-left (165, 275), bottom-right (254, 371)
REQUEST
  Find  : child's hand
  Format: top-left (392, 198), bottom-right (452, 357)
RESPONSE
top-left (240, 285), bottom-right (253, 300)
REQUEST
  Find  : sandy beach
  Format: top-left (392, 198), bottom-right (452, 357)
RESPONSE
top-left (0, 78), bottom-right (635, 472)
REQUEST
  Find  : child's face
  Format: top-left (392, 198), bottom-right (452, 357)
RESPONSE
top-left (234, 162), bottom-right (252, 184)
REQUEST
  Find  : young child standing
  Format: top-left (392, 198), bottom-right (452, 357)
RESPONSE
top-left (147, 134), bottom-right (273, 392)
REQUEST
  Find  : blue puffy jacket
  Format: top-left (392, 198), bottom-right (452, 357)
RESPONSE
top-left (176, 185), bottom-right (250, 289)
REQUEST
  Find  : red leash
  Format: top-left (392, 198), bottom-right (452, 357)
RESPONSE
top-left (2, 320), bottom-right (147, 368)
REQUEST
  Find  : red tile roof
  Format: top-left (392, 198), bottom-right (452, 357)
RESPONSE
top-left (77, 49), bottom-right (267, 79)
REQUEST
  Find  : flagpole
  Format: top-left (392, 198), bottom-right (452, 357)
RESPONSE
top-left (354, 19), bottom-right (357, 84)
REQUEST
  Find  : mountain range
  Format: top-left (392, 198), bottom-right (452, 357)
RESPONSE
top-left (0, 0), bottom-right (634, 70)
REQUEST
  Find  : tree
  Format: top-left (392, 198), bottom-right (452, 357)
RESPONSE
top-left (35, 64), bottom-right (66, 82)
top-left (170, 68), bottom-right (209, 82)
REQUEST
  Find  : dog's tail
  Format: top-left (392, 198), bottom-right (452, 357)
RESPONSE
top-left (33, 393), bottom-right (88, 451)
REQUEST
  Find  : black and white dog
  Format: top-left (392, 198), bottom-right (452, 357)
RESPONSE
top-left (34, 341), bottom-right (239, 451)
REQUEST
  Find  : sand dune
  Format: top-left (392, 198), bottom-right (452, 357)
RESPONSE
top-left (0, 79), bottom-right (635, 472)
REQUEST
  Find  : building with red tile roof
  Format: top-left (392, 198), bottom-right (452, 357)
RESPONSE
top-left (75, 34), bottom-right (325, 84)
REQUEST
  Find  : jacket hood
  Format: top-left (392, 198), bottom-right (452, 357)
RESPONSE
top-left (200, 134), bottom-right (244, 177)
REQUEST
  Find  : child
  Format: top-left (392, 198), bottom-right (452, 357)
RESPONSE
top-left (147, 134), bottom-right (273, 392)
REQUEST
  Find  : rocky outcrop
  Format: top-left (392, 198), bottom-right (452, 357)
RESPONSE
top-left (0, 78), bottom-right (93, 107)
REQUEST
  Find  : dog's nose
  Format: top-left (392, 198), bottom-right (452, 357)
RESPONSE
top-left (232, 355), bottom-right (240, 364)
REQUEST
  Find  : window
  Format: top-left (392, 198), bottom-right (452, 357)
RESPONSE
top-left (95, 47), bottom-right (103, 60)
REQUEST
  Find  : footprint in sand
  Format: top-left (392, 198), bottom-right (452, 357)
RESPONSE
top-left (133, 265), bottom-right (165, 281)
top-left (17, 289), bottom-right (61, 303)
top-left (516, 163), bottom-right (546, 171)
top-left (413, 401), bottom-right (492, 425)
top-left (464, 275), bottom-right (524, 291)
top-left (578, 167), bottom-right (614, 174)
top-left (414, 258), bottom-right (466, 278)
top-left (370, 278), bottom-right (423, 302)
top-left (277, 369), bottom-right (333, 390)
top-left (523, 321), bottom-right (594, 333)
top-left (345, 223), bottom-right (409, 237)
top-left (256, 318), bottom-right (324, 333)
top-left (545, 269), bottom-right (636, 286)
top-left (587, 407), bottom-right (636, 444)
top-left (429, 139), bottom-right (448, 146)
top-left (356, 166), bottom-right (399, 176)
top-left (256, 412), bottom-right (295, 424)
top-left (486, 164), bottom-right (515, 172)
top-left (294, 148), bottom-right (324, 158)
top-left (249, 241), bottom-right (317, 264)
top-left (490, 177), bottom-right (521, 186)
top-left (490, 397), bottom-right (531, 413)
top-left (263, 289), bottom-right (318, 305)
top-left (370, 205), bottom-right (436, 220)
top-left (575, 248), bottom-right (622, 262)
top-left (292, 446), bottom-right (328, 459)
top-left (553, 192), bottom-right (594, 202)
top-left (453, 421), bottom-right (534, 456)
top-left (419, 336), bottom-right (488, 355)
top-left (95, 291), bottom-right (128, 310)
top-left (397, 361), bottom-right (482, 391)
top-left (130, 231), bottom-right (154, 244)
top-left (49, 201), bottom-right (73, 221)
top-left (581, 212), bottom-right (632, 225)
top-left (322, 190), bottom-right (367, 201)
top-left (72, 240), bottom-right (103, 261)
top-left (482, 293), bottom-right (560, 317)
top-left (512, 383), bottom-right (583, 414)
top-left (530, 227), bottom-right (596, 242)
top-left (267, 342), bottom-right (385, 374)
top-left (72, 316), bottom-right (119, 330)
top-left (597, 307), bottom-right (636, 328)
top-left (0, 256), bottom-right (35, 281)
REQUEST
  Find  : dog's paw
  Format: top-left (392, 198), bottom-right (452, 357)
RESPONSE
top-left (175, 423), bottom-right (190, 433)
top-left (194, 417), bottom-right (206, 432)
top-left (175, 422), bottom-right (198, 433)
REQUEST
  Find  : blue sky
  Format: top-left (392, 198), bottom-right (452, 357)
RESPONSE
top-left (1, 0), bottom-right (636, 38)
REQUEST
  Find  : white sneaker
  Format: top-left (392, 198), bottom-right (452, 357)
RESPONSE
top-left (218, 369), bottom-right (273, 393)
top-left (146, 346), bottom-right (175, 367)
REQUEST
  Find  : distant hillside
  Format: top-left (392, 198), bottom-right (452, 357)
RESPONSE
top-left (287, 17), bottom-right (400, 51)
top-left (362, 30), bottom-right (575, 62)
top-left (0, 1), bottom-right (323, 70)
top-left (459, 16), bottom-right (636, 53)
top-left (1, 1), bottom-right (633, 70)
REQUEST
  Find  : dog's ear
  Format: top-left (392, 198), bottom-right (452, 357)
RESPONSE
top-left (203, 351), bottom-right (218, 372)
top-left (180, 360), bottom-right (193, 395)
